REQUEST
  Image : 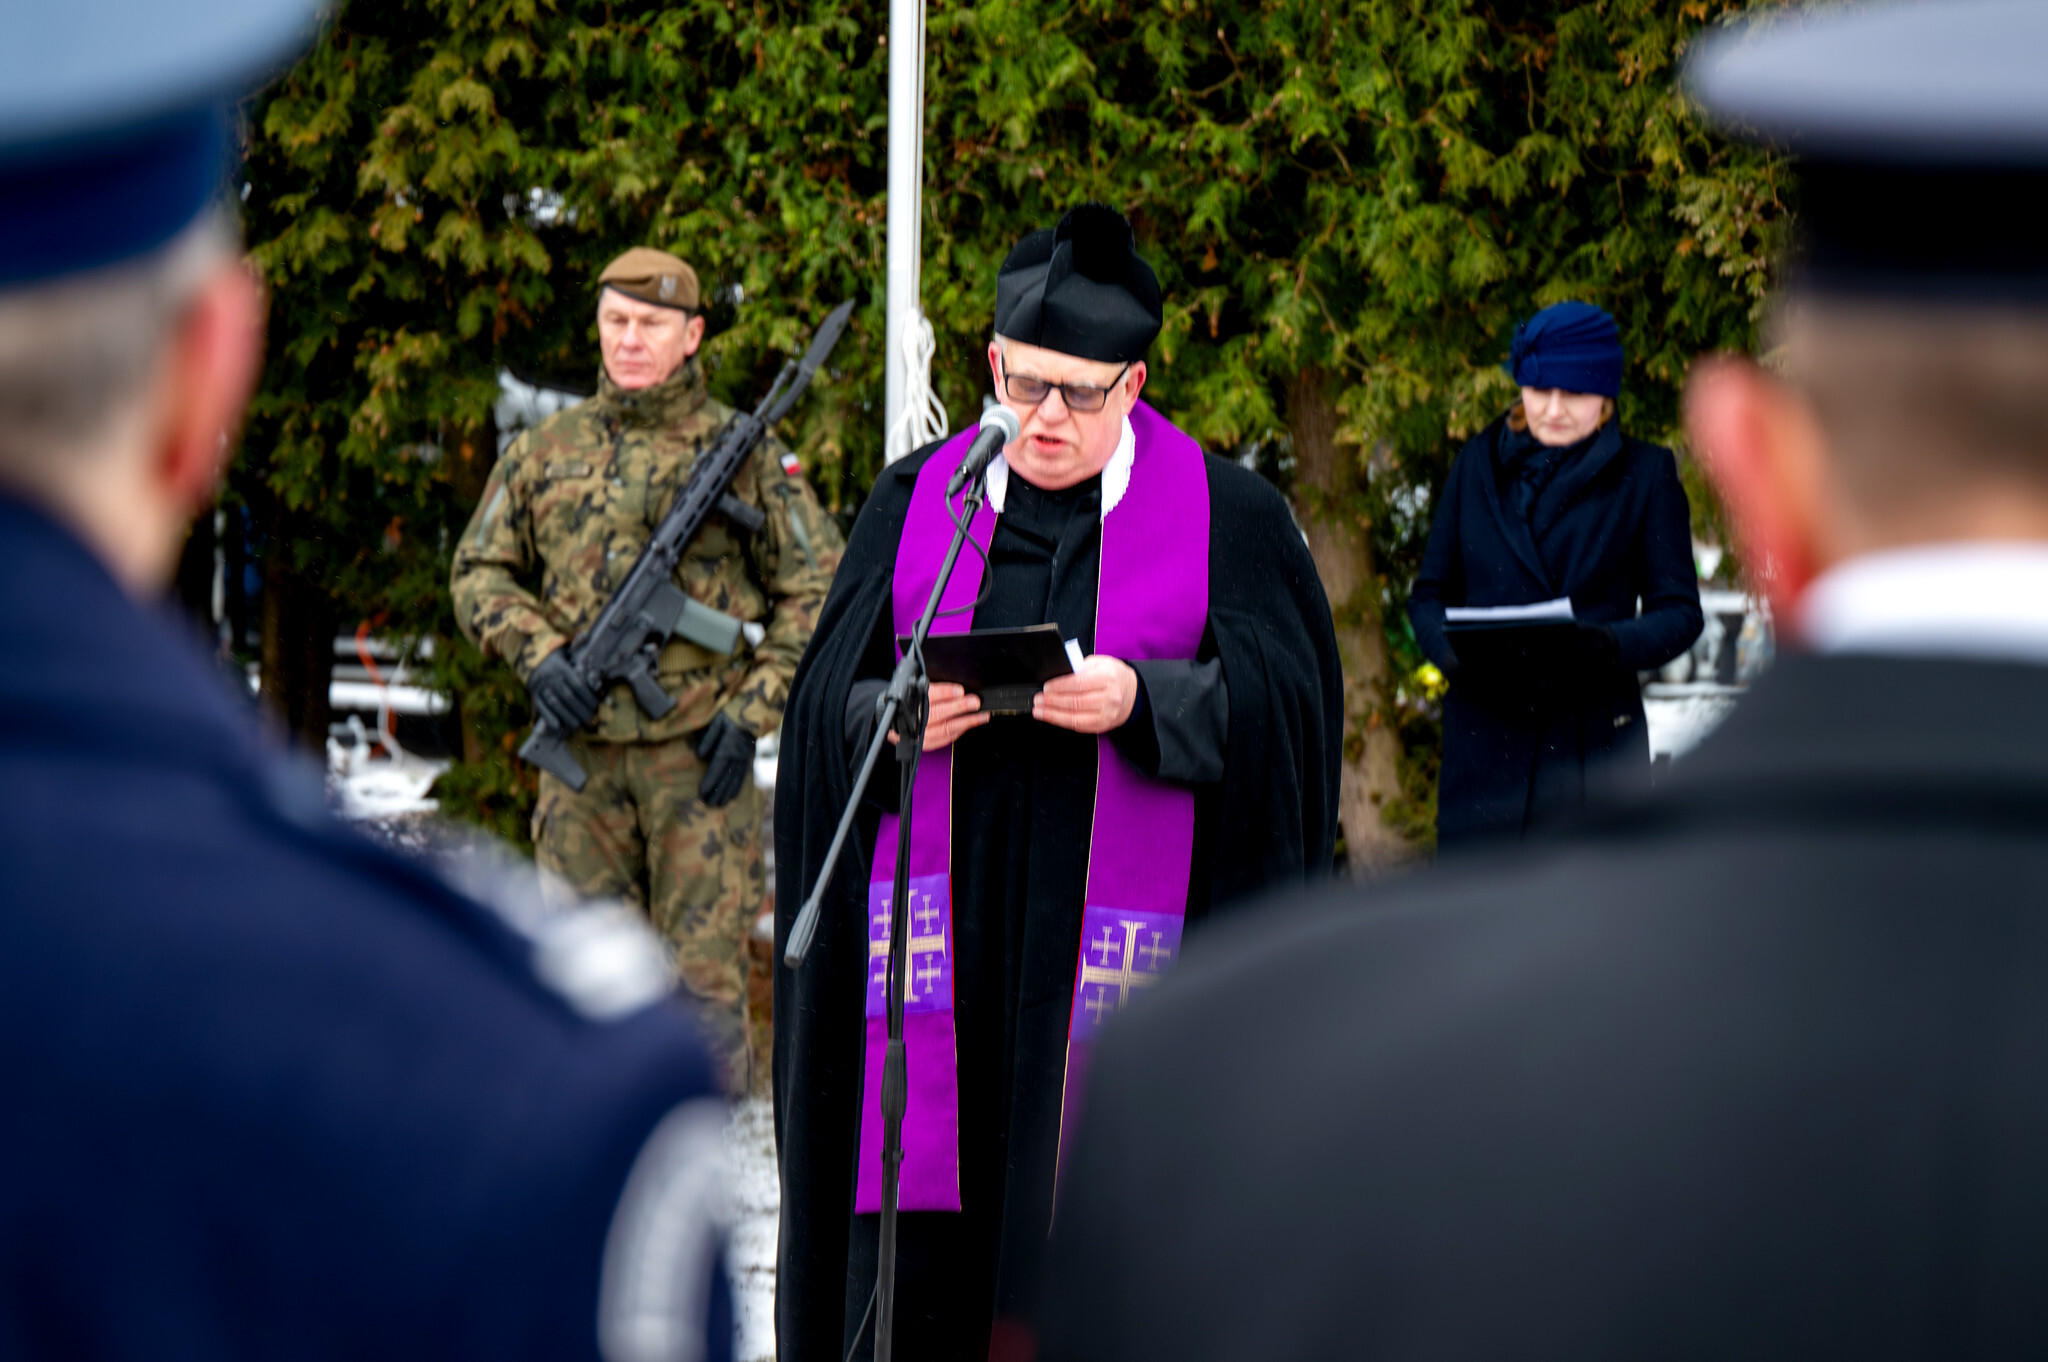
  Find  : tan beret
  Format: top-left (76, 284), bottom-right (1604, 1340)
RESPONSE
top-left (597, 247), bottom-right (701, 311)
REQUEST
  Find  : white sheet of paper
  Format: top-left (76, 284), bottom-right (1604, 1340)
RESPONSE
top-left (1444, 597), bottom-right (1575, 624)
top-left (1064, 639), bottom-right (1086, 672)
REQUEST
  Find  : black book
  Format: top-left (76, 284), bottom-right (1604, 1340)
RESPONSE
top-left (1444, 598), bottom-right (1581, 676)
top-left (898, 623), bottom-right (1079, 716)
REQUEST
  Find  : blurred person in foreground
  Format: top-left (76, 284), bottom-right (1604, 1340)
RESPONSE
top-left (774, 203), bottom-right (1343, 1361)
top-left (0, 4), bottom-right (731, 1358)
top-left (1039, 3), bottom-right (2048, 1357)
top-left (452, 245), bottom-right (844, 1093)
top-left (1408, 302), bottom-right (1703, 850)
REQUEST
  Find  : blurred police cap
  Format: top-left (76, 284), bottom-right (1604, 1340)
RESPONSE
top-left (0, 0), bottom-right (328, 290)
top-left (1687, 0), bottom-right (2048, 162)
top-left (1686, 0), bottom-right (2048, 301)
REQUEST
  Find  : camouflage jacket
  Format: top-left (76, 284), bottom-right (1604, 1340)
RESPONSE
top-left (451, 359), bottom-right (844, 744)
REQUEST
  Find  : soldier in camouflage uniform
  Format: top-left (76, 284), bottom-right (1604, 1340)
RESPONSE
top-left (452, 247), bottom-right (843, 1090)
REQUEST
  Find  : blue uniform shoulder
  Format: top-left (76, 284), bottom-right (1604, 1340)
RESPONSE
top-left (0, 500), bottom-right (721, 1357)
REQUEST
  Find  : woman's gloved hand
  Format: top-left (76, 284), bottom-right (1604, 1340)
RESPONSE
top-left (694, 713), bottom-right (757, 808)
top-left (1574, 622), bottom-right (1622, 674)
top-left (528, 650), bottom-right (601, 732)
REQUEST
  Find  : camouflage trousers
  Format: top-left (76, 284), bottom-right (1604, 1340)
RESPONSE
top-left (534, 731), bottom-right (760, 1093)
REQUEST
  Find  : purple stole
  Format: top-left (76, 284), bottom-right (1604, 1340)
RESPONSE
top-left (854, 400), bottom-right (1211, 1214)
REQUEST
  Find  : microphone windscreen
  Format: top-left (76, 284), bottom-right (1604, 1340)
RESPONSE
top-left (979, 404), bottom-right (1022, 443)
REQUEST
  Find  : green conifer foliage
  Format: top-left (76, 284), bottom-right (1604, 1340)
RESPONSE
top-left (241, 0), bottom-right (1785, 852)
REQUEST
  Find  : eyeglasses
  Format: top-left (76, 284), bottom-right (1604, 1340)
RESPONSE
top-left (999, 358), bottom-right (1130, 414)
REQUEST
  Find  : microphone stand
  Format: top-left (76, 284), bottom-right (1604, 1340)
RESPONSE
top-left (784, 471), bottom-right (988, 1362)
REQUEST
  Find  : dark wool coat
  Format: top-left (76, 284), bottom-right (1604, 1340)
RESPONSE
top-left (1041, 653), bottom-right (2048, 1362)
top-left (1408, 416), bottom-right (1702, 847)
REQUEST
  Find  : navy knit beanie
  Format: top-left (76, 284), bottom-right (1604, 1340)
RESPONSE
top-left (1503, 302), bottom-right (1624, 398)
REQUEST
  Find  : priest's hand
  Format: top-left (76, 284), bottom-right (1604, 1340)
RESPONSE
top-left (1034, 656), bottom-right (1139, 734)
top-left (889, 682), bottom-right (988, 752)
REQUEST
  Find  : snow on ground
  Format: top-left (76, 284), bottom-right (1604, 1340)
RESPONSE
top-left (327, 716), bottom-right (449, 822)
top-left (728, 1097), bottom-right (780, 1362)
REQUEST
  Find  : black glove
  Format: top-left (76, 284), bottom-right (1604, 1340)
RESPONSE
top-left (1575, 622), bottom-right (1622, 674)
top-left (695, 713), bottom-right (757, 808)
top-left (528, 649), bottom-right (601, 733)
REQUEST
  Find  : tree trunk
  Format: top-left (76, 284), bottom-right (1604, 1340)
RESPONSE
top-left (1285, 367), bottom-right (1422, 878)
top-left (258, 503), bottom-right (336, 751)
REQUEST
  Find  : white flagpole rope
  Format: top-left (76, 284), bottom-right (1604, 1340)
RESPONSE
top-left (885, 304), bottom-right (948, 461)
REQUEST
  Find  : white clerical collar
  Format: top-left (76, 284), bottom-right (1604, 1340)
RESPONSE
top-left (1800, 541), bottom-right (2048, 665)
top-left (985, 415), bottom-right (1136, 516)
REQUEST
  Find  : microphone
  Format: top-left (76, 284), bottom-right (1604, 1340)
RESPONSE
top-left (945, 404), bottom-right (1021, 497)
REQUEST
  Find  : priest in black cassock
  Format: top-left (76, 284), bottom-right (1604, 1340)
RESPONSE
top-left (772, 203), bottom-right (1342, 1362)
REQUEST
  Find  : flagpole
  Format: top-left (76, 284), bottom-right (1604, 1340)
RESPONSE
top-left (883, 0), bottom-right (923, 462)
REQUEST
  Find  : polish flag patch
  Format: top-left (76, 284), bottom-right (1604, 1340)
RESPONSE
top-left (779, 451), bottom-right (803, 477)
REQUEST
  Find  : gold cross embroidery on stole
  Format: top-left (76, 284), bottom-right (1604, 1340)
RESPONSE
top-left (1077, 918), bottom-right (1174, 1026)
top-left (870, 884), bottom-right (948, 1003)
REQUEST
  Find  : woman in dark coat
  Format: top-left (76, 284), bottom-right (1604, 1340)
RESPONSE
top-left (1409, 302), bottom-right (1703, 849)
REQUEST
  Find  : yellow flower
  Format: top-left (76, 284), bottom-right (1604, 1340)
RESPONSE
top-left (1414, 662), bottom-right (1447, 700)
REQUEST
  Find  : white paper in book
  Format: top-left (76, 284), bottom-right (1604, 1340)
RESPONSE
top-left (1444, 597), bottom-right (1576, 625)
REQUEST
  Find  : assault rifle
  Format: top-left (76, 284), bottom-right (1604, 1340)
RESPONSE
top-left (518, 299), bottom-right (854, 791)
